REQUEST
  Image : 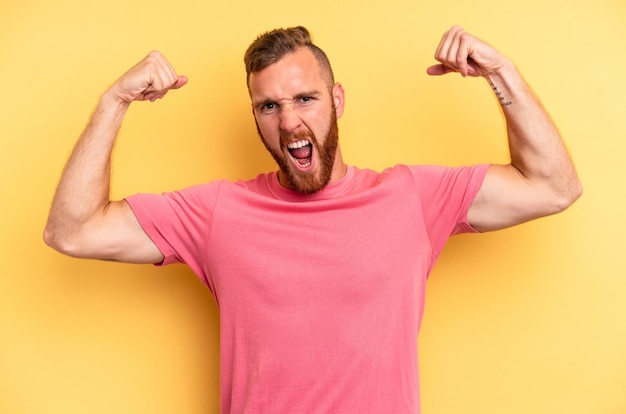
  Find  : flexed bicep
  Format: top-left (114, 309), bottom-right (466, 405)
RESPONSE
top-left (44, 51), bottom-right (186, 263)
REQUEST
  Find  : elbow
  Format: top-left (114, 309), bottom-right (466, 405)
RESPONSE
top-left (552, 177), bottom-right (583, 214)
top-left (43, 224), bottom-right (66, 255)
top-left (43, 223), bottom-right (81, 258)
top-left (43, 223), bottom-right (57, 250)
top-left (571, 178), bottom-right (584, 204)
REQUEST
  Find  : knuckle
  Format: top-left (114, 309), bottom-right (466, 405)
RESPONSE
top-left (459, 32), bottom-right (472, 44)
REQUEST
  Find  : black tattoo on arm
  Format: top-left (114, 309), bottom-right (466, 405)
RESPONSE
top-left (489, 81), bottom-right (513, 106)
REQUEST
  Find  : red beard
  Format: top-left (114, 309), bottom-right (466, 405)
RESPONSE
top-left (257, 108), bottom-right (339, 195)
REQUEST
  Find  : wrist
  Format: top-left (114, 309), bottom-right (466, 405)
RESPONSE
top-left (485, 59), bottom-right (522, 87)
top-left (485, 61), bottom-right (527, 107)
top-left (88, 89), bottom-right (132, 132)
top-left (99, 88), bottom-right (132, 113)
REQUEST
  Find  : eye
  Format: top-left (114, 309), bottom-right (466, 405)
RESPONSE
top-left (259, 102), bottom-right (278, 114)
top-left (297, 96), bottom-right (315, 105)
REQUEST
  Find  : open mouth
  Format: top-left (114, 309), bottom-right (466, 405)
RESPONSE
top-left (287, 139), bottom-right (313, 169)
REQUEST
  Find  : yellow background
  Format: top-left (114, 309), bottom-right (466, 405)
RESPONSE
top-left (1, 0), bottom-right (624, 412)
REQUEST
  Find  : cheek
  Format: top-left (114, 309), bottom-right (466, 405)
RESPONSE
top-left (255, 117), bottom-right (279, 143)
top-left (308, 112), bottom-right (333, 139)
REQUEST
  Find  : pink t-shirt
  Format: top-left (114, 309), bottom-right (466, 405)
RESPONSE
top-left (126, 164), bottom-right (489, 413)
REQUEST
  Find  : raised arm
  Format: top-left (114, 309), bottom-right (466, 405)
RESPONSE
top-left (43, 51), bottom-right (188, 263)
top-left (427, 26), bottom-right (582, 232)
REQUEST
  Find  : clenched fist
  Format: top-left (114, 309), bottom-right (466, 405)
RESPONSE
top-left (427, 26), bottom-right (510, 78)
top-left (110, 50), bottom-right (188, 103)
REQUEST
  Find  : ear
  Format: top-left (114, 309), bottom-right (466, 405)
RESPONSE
top-left (332, 82), bottom-right (345, 119)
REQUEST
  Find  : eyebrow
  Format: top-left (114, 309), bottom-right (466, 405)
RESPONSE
top-left (252, 90), bottom-right (323, 109)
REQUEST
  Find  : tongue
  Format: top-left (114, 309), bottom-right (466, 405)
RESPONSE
top-left (290, 144), bottom-right (312, 160)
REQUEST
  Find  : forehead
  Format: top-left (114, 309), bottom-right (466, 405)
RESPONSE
top-left (248, 48), bottom-right (327, 102)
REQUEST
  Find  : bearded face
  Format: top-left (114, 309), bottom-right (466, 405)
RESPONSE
top-left (248, 48), bottom-right (346, 194)
top-left (256, 107), bottom-right (339, 195)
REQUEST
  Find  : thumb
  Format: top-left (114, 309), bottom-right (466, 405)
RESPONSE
top-left (426, 64), bottom-right (452, 76)
top-left (171, 75), bottom-right (189, 90)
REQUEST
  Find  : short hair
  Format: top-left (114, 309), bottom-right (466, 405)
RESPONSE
top-left (244, 26), bottom-right (335, 89)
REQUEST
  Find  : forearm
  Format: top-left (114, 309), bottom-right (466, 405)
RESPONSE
top-left (44, 91), bottom-right (130, 249)
top-left (430, 26), bottom-right (582, 230)
top-left (486, 62), bottom-right (582, 205)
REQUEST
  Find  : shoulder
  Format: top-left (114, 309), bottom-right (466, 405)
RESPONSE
top-left (125, 179), bottom-right (235, 221)
top-left (386, 164), bottom-right (490, 185)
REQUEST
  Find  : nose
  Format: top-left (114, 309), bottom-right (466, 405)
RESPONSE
top-left (278, 105), bottom-right (302, 134)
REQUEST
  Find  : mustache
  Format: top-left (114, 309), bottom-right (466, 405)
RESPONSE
top-left (280, 129), bottom-right (315, 147)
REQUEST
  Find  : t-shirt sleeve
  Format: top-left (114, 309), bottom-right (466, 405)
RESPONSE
top-left (407, 164), bottom-right (490, 260)
top-left (125, 181), bottom-right (221, 281)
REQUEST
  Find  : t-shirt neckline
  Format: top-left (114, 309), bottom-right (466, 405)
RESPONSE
top-left (266, 165), bottom-right (356, 202)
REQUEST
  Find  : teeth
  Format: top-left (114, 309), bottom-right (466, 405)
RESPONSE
top-left (287, 139), bottom-right (311, 149)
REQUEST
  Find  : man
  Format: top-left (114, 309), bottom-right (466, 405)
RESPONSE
top-left (44, 26), bottom-right (581, 413)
